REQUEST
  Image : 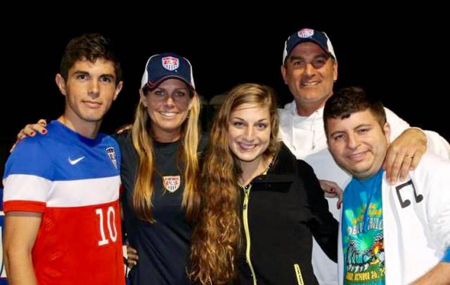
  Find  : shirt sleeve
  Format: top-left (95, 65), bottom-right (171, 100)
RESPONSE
top-left (419, 156), bottom-right (450, 253)
top-left (2, 138), bottom-right (53, 213)
top-left (422, 130), bottom-right (450, 159)
top-left (384, 107), bottom-right (410, 139)
top-left (385, 107), bottom-right (450, 159)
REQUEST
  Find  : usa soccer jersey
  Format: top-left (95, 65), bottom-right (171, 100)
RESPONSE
top-left (3, 120), bottom-right (124, 285)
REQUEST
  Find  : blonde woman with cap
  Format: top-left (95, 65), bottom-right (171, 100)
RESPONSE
top-left (114, 52), bottom-right (207, 285)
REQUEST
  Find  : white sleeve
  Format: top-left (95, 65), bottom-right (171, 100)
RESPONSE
top-left (385, 107), bottom-right (450, 159)
top-left (422, 130), bottom-right (450, 159)
top-left (422, 156), bottom-right (450, 251)
top-left (385, 107), bottom-right (410, 139)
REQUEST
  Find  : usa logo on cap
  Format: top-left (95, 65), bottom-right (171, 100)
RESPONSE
top-left (162, 56), bottom-right (179, 71)
top-left (298, 28), bottom-right (314, 38)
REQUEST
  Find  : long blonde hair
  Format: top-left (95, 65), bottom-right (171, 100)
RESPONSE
top-left (190, 83), bottom-right (280, 284)
top-left (131, 86), bottom-right (202, 223)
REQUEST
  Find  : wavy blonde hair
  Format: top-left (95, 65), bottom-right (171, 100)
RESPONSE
top-left (131, 85), bottom-right (202, 223)
top-left (190, 83), bottom-right (280, 284)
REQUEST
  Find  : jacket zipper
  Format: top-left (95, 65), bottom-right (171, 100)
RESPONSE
top-left (242, 184), bottom-right (257, 285)
top-left (294, 264), bottom-right (304, 285)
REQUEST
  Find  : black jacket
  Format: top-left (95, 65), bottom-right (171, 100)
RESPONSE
top-left (237, 143), bottom-right (338, 285)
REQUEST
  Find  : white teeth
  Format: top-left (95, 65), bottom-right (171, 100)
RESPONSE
top-left (239, 143), bottom-right (257, 150)
top-left (159, 112), bottom-right (177, 117)
top-left (302, 81), bottom-right (319, 86)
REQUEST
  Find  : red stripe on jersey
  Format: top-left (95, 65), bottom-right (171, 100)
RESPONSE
top-left (3, 200), bottom-right (46, 213)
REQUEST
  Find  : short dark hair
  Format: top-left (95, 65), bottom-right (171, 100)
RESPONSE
top-left (323, 86), bottom-right (386, 135)
top-left (60, 33), bottom-right (122, 84)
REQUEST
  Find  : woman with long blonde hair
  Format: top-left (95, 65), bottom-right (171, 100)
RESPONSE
top-left (190, 83), bottom-right (338, 285)
top-left (114, 53), bottom-right (207, 285)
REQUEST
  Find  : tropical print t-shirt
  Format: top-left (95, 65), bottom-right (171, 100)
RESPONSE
top-left (342, 169), bottom-right (385, 285)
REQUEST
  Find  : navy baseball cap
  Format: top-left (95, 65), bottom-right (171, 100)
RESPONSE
top-left (141, 52), bottom-right (195, 90)
top-left (282, 28), bottom-right (336, 63)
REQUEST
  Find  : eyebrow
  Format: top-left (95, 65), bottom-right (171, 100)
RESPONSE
top-left (72, 70), bottom-right (116, 79)
top-left (232, 117), bottom-right (269, 122)
top-left (289, 53), bottom-right (329, 62)
top-left (329, 130), bottom-right (345, 137)
top-left (73, 71), bottom-right (89, 76)
top-left (354, 123), bottom-right (372, 129)
top-left (154, 87), bottom-right (189, 91)
top-left (100, 74), bottom-right (115, 79)
top-left (329, 123), bottom-right (372, 137)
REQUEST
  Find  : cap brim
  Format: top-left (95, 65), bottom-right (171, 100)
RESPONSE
top-left (146, 75), bottom-right (195, 91)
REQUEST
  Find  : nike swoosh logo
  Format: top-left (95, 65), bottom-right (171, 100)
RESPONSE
top-left (68, 156), bottom-right (85, 165)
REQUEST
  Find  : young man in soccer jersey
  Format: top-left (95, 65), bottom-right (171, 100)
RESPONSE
top-left (324, 87), bottom-right (450, 284)
top-left (3, 33), bottom-right (124, 284)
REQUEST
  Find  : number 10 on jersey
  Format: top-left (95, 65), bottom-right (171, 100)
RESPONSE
top-left (96, 206), bottom-right (118, 246)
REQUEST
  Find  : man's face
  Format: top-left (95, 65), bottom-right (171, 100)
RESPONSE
top-left (57, 58), bottom-right (123, 126)
top-left (281, 42), bottom-right (337, 114)
top-left (326, 109), bottom-right (390, 180)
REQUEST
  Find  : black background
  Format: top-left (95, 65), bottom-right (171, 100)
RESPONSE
top-left (2, 9), bottom-right (448, 176)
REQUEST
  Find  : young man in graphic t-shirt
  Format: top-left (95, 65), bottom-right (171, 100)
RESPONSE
top-left (324, 87), bottom-right (450, 285)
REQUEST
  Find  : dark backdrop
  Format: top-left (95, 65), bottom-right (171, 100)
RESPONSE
top-left (2, 10), bottom-right (448, 177)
